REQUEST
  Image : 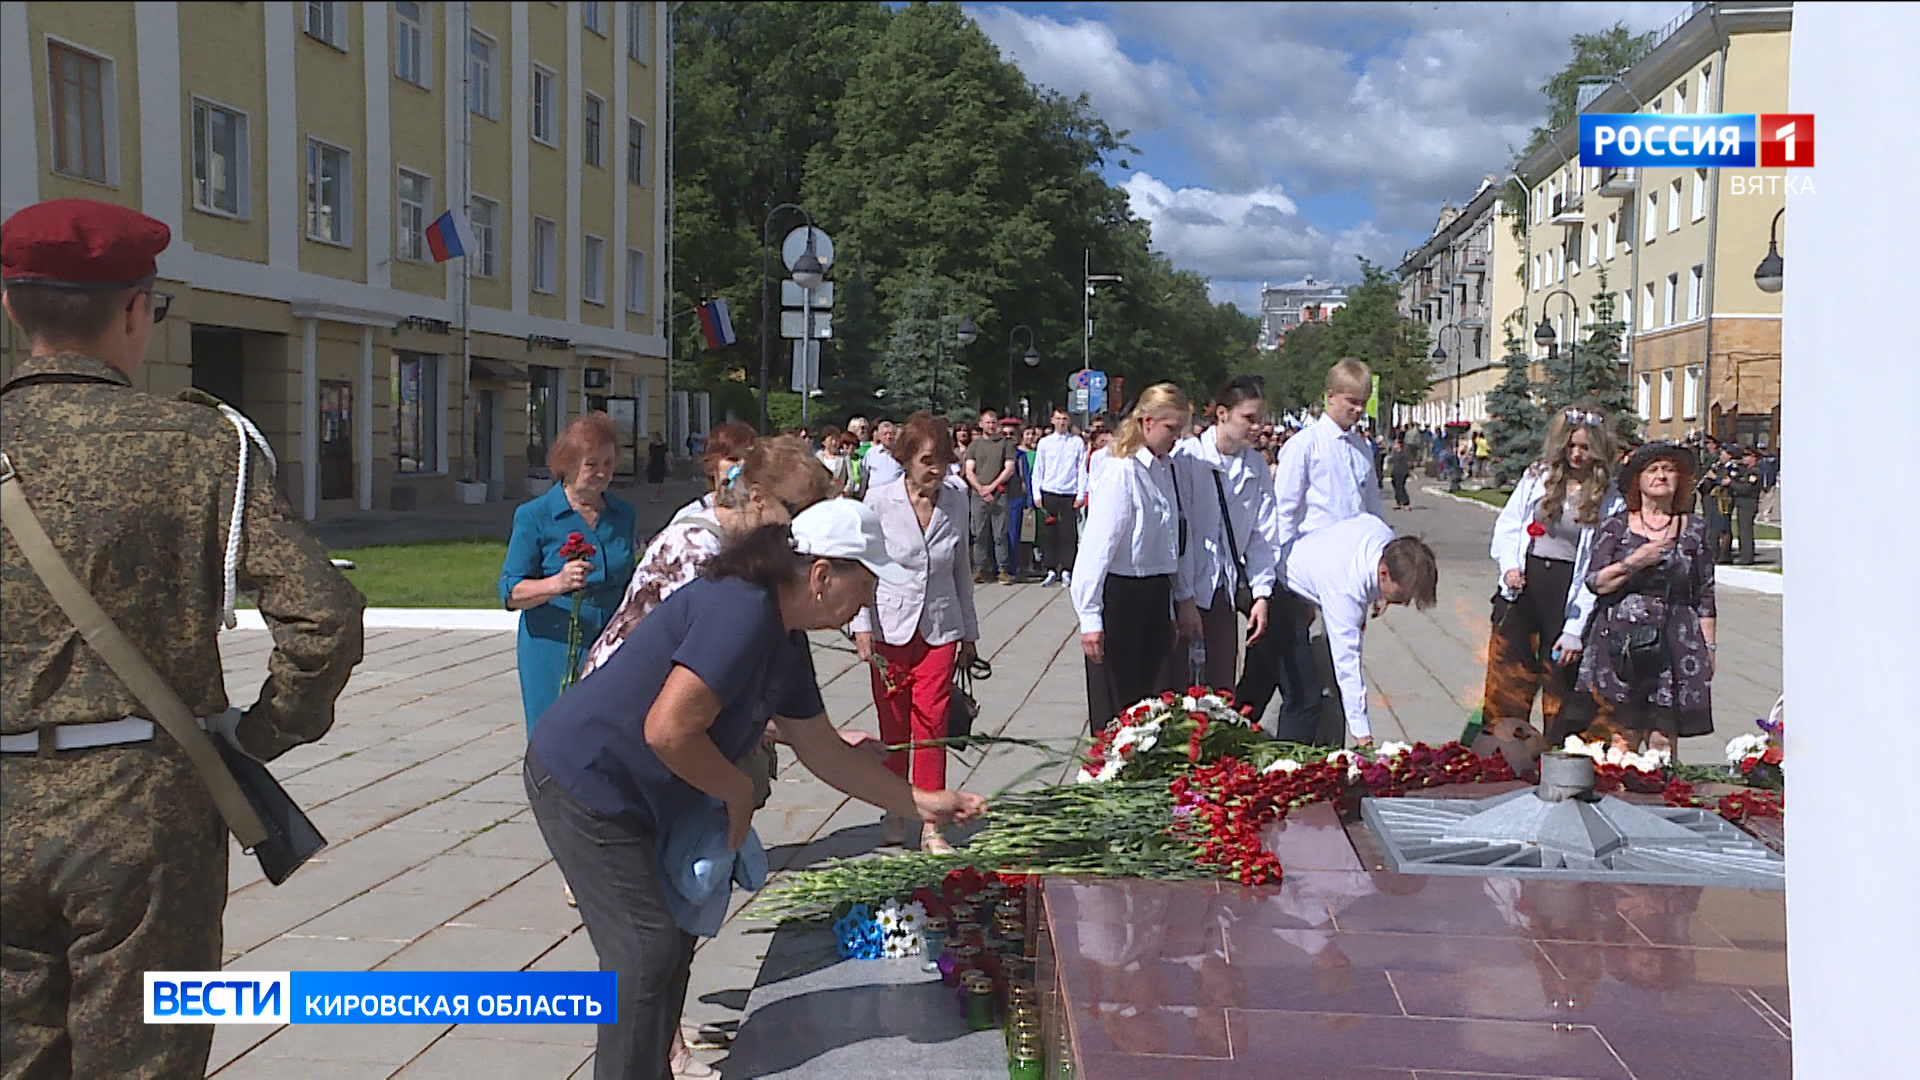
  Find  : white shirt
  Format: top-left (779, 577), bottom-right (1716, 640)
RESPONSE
top-left (1070, 445), bottom-right (1193, 632)
top-left (1283, 514), bottom-right (1392, 740)
top-left (1172, 430), bottom-right (1281, 609)
top-left (863, 443), bottom-right (904, 490)
top-left (1271, 414), bottom-right (1384, 551)
top-left (1033, 431), bottom-right (1087, 497)
top-left (1490, 467), bottom-right (1624, 641)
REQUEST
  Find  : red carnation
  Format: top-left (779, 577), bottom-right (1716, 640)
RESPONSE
top-left (1526, 521), bottom-right (1547, 538)
top-left (558, 531), bottom-right (597, 561)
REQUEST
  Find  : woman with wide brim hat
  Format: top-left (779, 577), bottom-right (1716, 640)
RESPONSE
top-left (1576, 441), bottom-right (1719, 755)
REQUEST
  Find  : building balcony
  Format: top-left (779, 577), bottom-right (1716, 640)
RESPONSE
top-left (1596, 167), bottom-right (1639, 197)
top-left (1460, 247), bottom-right (1489, 274)
top-left (1549, 193), bottom-right (1584, 226)
top-left (1457, 301), bottom-right (1487, 329)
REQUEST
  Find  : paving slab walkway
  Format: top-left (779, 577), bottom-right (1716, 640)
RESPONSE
top-left (209, 486), bottom-right (1780, 1078)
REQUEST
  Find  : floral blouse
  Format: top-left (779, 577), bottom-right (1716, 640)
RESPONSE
top-left (579, 511), bottom-right (724, 678)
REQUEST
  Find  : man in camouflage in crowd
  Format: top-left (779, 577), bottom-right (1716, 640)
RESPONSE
top-left (0, 199), bottom-right (365, 1079)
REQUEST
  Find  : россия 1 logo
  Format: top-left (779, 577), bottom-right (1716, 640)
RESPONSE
top-left (1580, 114), bottom-right (1814, 169)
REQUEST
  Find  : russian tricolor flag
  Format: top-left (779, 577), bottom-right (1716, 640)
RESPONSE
top-left (424, 209), bottom-right (476, 263)
top-left (697, 298), bottom-right (736, 350)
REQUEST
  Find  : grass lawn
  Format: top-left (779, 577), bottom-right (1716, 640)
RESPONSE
top-left (1447, 487), bottom-right (1512, 509)
top-left (329, 539), bottom-right (509, 608)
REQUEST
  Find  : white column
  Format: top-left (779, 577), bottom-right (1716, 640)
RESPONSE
top-left (564, 3), bottom-right (583, 326)
top-left (653, 1), bottom-right (667, 339)
top-left (1784, 7), bottom-right (1920, 1079)
top-left (300, 319), bottom-right (319, 521)
top-left (510, 3), bottom-right (531, 314)
top-left (265, 2), bottom-right (299, 269)
top-left (357, 326), bottom-right (375, 511)
top-left (363, 1), bottom-right (392, 289)
top-left (611, 0), bottom-right (628, 334)
top-left (133, 3), bottom-right (183, 234)
top-left (0, 2), bottom-right (37, 218)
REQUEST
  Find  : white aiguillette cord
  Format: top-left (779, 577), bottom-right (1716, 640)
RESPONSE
top-left (217, 405), bottom-right (278, 630)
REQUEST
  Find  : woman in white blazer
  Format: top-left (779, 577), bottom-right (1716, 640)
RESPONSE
top-left (1485, 407), bottom-right (1623, 744)
top-left (852, 413), bottom-right (980, 854)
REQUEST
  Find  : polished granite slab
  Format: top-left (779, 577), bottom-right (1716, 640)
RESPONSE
top-left (1038, 800), bottom-right (1791, 1080)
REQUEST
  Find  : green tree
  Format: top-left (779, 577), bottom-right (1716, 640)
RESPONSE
top-left (1541, 269), bottom-right (1638, 445)
top-left (878, 271), bottom-right (974, 418)
top-left (1256, 260), bottom-right (1428, 417)
top-left (1521, 23), bottom-right (1657, 158)
top-left (1484, 334), bottom-right (1547, 486)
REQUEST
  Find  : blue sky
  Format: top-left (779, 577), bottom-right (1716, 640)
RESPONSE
top-left (965, 1), bottom-right (1681, 313)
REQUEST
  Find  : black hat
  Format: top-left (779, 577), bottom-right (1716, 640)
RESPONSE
top-left (1619, 441), bottom-right (1698, 494)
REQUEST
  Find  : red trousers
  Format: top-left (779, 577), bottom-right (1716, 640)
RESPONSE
top-left (870, 634), bottom-right (957, 792)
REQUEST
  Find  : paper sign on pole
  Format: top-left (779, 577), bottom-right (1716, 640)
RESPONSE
top-left (780, 281), bottom-right (834, 308)
top-left (790, 340), bottom-right (820, 393)
top-left (780, 311), bottom-right (833, 339)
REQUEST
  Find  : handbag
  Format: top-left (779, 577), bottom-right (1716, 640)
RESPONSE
top-left (947, 656), bottom-right (989, 741)
top-left (1019, 506), bottom-right (1039, 545)
top-left (0, 453), bottom-right (325, 885)
top-left (1601, 541), bottom-right (1678, 686)
top-left (1211, 471), bottom-right (1255, 616)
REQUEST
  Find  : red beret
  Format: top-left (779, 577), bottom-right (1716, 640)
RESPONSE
top-left (1, 198), bottom-right (170, 289)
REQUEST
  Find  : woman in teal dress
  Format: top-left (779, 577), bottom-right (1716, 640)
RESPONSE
top-left (499, 413), bottom-right (638, 731)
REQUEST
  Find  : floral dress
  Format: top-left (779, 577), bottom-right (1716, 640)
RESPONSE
top-left (1576, 513), bottom-right (1717, 737)
top-left (579, 511), bottom-right (724, 679)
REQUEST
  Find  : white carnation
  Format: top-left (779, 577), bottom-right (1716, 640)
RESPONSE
top-left (1262, 758), bottom-right (1302, 775)
top-left (1377, 741), bottom-right (1412, 759)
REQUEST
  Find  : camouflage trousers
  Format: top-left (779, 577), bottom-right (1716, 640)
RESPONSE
top-left (1, 739), bottom-right (227, 1080)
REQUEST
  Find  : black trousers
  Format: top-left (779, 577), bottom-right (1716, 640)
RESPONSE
top-left (1235, 589), bottom-right (1326, 742)
top-left (1085, 574), bottom-right (1176, 734)
top-left (1733, 500), bottom-right (1759, 564)
top-left (973, 495), bottom-right (1011, 575)
top-left (1391, 474), bottom-right (1411, 507)
top-left (1039, 492), bottom-right (1079, 572)
top-left (526, 749), bottom-right (693, 1080)
top-left (1482, 554), bottom-right (1599, 745)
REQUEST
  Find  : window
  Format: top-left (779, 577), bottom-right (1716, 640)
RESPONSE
top-left (1692, 168), bottom-right (1708, 221)
top-left (306, 139), bottom-right (352, 244)
top-left (527, 365), bottom-right (563, 470)
top-left (394, 1), bottom-right (429, 87)
top-left (1659, 369), bottom-right (1675, 421)
top-left (1587, 224), bottom-right (1599, 267)
top-left (1533, 187), bottom-right (1543, 224)
top-left (583, 1), bottom-right (605, 35)
top-left (627, 2), bottom-right (650, 61)
top-left (532, 66), bottom-right (557, 146)
top-left (1637, 373), bottom-right (1654, 420)
top-left (1554, 244), bottom-right (1564, 283)
top-left (468, 196), bottom-right (498, 278)
top-left (583, 94), bottom-right (605, 168)
top-left (626, 118), bottom-right (647, 186)
top-left (1642, 283), bottom-right (1656, 329)
top-left (469, 32), bottom-right (499, 120)
top-left (1699, 65), bottom-right (1713, 112)
top-left (1668, 179), bottom-right (1682, 232)
top-left (532, 217), bottom-right (557, 293)
top-left (305, 2), bottom-right (348, 50)
top-left (626, 248), bottom-right (646, 313)
top-left (1605, 213), bottom-right (1618, 258)
top-left (1644, 193), bottom-right (1658, 243)
top-left (1687, 264), bottom-right (1703, 320)
top-left (1663, 273), bottom-right (1678, 325)
top-left (1652, 96), bottom-right (1663, 115)
top-left (396, 168), bottom-right (430, 262)
top-left (392, 351), bottom-right (440, 474)
top-left (1682, 366), bottom-right (1702, 419)
top-left (1675, 81), bottom-right (1688, 115)
top-left (48, 41), bottom-right (109, 183)
top-left (1621, 292), bottom-right (1632, 337)
top-left (191, 98), bottom-right (248, 216)
top-left (582, 234), bottom-right (605, 304)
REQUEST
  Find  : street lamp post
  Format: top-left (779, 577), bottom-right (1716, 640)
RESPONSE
top-left (759, 203), bottom-right (824, 433)
top-left (1755, 208), bottom-right (1785, 293)
top-left (1083, 248), bottom-right (1123, 423)
top-left (1007, 325), bottom-right (1038, 417)
top-left (929, 301), bottom-right (976, 417)
top-left (1431, 324), bottom-right (1459, 422)
top-left (1534, 287), bottom-right (1581, 408)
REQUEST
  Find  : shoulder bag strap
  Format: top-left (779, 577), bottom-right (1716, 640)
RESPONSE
top-left (1210, 469), bottom-right (1249, 585)
top-left (1166, 458), bottom-right (1188, 558)
top-left (0, 453), bottom-right (268, 848)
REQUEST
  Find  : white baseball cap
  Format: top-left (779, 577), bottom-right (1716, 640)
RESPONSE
top-left (790, 499), bottom-right (910, 586)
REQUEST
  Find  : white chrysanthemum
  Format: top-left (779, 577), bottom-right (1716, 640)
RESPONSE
top-left (1377, 741), bottom-right (1412, 759)
top-left (1075, 767), bottom-right (1098, 784)
top-left (1604, 746), bottom-right (1627, 767)
top-left (1562, 735), bottom-right (1588, 754)
top-left (1724, 733), bottom-right (1769, 764)
top-left (1262, 758), bottom-right (1302, 775)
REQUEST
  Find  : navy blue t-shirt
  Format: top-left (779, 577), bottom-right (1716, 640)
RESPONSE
top-left (529, 575), bottom-right (824, 831)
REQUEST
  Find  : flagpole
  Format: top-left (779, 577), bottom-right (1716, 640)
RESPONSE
top-left (458, 0), bottom-right (475, 489)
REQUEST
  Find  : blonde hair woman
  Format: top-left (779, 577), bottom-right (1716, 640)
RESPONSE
top-left (1485, 407), bottom-right (1623, 744)
top-left (1070, 383), bottom-right (1202, 734)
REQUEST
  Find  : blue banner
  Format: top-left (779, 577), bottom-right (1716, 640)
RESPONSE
top-left (1580, 113), bottom-right (1756, 168)
top-left (289, 971), bottom-right (616, 1024)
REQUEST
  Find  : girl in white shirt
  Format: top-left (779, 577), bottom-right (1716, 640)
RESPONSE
top-left (1485, 408), bottom-right (1623, 744)
top-left (1071, 383), bottom-right (1200, 734)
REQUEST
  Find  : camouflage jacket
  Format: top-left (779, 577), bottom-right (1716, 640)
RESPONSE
top-left (0, 353), bottom-right (365, 760)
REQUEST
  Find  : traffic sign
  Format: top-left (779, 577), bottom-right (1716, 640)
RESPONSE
top-left (1069, 371), bottom-right (1090, 391)
top-left (1070, 388), bottom-right (1090, 413)
top-left (781, 227), bottom-right (835, 271)
top-left (780, 311), bottom-right (833, 339)
top-left (780, 280), bottom-right (834, 308)
top-left (790, 340), bottom-right (820, 392)
top-left (1088, 386), bottom-right (1106, 415)
top-left (1087, 371), bottom-right (1108, 391)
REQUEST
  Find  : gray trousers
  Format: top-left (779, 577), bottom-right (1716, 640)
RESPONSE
top-left (972, 494), bottom-right (1011, 575)
top-left (525, 750), bottom-right (693, 1080)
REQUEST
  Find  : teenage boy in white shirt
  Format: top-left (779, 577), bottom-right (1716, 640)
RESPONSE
top-left (1237, 358), bottom-right (1384, 739)
top-left (1033, 409), bottom-right (1086, 586)
top-left (1281, 515), bottom-right (1439, 747)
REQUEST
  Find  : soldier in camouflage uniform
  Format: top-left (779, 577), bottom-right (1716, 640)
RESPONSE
top-left (0, 199), bottom-right (365, 1079)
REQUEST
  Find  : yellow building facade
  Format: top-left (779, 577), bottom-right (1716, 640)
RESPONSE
top-left (0, 1), bottom-right (671, 518)
top-left (1395, 177), bottom-right (1530, 430)
top-left (1516, 1), bottom-right (1790, 448)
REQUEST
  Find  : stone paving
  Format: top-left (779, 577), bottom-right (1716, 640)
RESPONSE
top-left (208, 489), bottom-right (1782, 1078)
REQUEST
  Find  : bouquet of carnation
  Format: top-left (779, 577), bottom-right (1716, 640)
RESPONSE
top-left (1724, 721), bottom-right (1783, 790)
top-left (557, 531), bottom-right (597, 691)
top-left (1077, 687), bottom-right (1263, 784)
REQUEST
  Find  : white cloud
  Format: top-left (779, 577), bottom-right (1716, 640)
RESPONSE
top-left (970, 6), bottom-right (1198, 136)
